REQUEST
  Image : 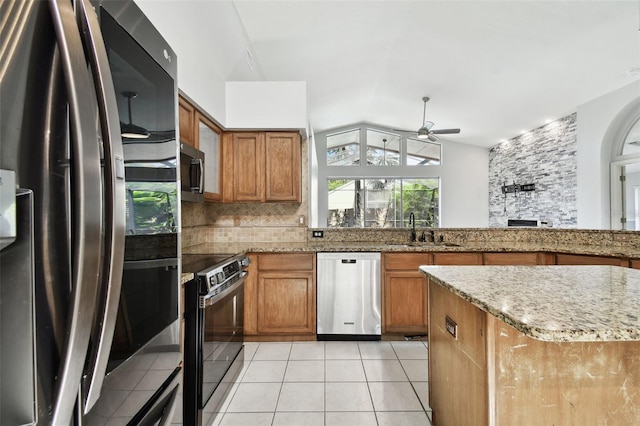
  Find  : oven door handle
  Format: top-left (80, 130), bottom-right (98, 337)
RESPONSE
top-left (201, 272), bottom-right (247, 308)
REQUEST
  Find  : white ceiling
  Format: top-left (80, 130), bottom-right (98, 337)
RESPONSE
top-left (232, 0), bottom-right (640, 148)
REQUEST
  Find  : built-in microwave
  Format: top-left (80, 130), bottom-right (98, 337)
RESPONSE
top-left (181, 142), bottom-right (205, 202)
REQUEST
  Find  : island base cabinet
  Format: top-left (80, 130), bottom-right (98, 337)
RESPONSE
top-left (428, 279), bottom-right (640, 426)
top-left (428, 280), bottom-right (488, 426)
top-left (490, 315), bottom-right (640, 425)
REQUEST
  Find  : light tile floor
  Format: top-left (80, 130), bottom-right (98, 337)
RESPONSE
top-left (209, 340), bottom-right (432, 426)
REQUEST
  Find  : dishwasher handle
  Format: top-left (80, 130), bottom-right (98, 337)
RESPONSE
top-left (341, 259), bottom-right (357, 264)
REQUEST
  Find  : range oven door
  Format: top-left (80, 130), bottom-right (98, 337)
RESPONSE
top-left (184, 273), bottom-right (245, 425)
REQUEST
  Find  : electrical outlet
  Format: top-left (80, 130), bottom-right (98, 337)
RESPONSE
top-left (312, 230), bottom-right (324, 238)
top-left (299, 215), bottom-right (305, 225)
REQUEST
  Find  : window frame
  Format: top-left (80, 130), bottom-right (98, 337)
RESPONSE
top-left (316, 123), bottom-right (442, 228)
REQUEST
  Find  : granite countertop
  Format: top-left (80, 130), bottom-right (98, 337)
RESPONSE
top-left (182, 241), bottom-right (640, 258)
top-left (420, 265), bottom-right (640, 343)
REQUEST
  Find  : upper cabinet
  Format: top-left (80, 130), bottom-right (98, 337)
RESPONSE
top-left (196, 112), bottom-right (222, 202)
top-left (178, 94), bottom-right (222, 201)
top-left (178, 96), bottom-right (196, 147)
top-left (222, 131), bottom-right (301, 203)
top-left (265, 132), bottom-right (301, 202)
top-left (179, 94), bottom-right (302, 204)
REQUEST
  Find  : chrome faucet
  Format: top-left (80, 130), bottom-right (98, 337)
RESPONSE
top-left (409, 212), bottom-right (416, 242)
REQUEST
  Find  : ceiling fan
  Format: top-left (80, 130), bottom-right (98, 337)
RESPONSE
top-left (395, 96), bottom-right (461, 142)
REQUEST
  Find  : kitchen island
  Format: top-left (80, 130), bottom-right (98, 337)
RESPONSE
top-left (420, 265), bottom-right (640, 426)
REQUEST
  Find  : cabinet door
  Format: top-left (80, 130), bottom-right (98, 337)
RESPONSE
top-left (178, 96), bottom-right (196, 147)
top-left (265, 132), bottom-right (301, 202)
top-left (257, 271), bottom-right (315, 334)
top-left (233, 133), bottom-right (265, 202)
top-left (195, 112), bottom-right (222, 201)
top-left (383, 271), bottom-right (428, 334)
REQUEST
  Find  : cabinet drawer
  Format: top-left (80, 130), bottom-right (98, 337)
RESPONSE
top-left (258, 253), bottom-right (314, 271)
top-left (433, 252), bottom-right (482, 265)
top-left (483, 252), bottom-right (539, 265)
top-left (555, 253), bottom-right (628, 266)
top-left (384, 253), bottom-right (432, 270)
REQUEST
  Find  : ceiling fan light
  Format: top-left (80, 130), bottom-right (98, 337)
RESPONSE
top-left (121, 122), bottom-right (151, 139)
top-left (121, 91), bottom-right (150, 139)
top-left (417, 127), bottom-right (429, 139)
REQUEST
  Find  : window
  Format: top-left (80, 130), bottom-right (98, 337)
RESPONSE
top-left (327, 128), bottom-right (360, 166)
top-left (325, 126), bottom-right (441, 166)
top-left (317, 122), bottom-right (442, 228)
top-left (327, 178), bottom-right (439, 228)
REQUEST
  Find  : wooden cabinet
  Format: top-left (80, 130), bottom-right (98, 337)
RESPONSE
top-left (221, 131), bottom-right (301, 203)
top-left (178, 96), bottom-right (196, 147)
top-left (433, 252), bottom-right (482, 265)
top-left (265, 132), bottom-right (301, 202)
top-left (483, 252), bottom-right (540, 265)
top-left (225, 132), bottom-right (265, 202)
top-left (429, 279), bottom-right (488, 425)
top-left (555, 253), bottom-right (629, 266)
top-left (382, 253), bottom-right (432, 335)
top-left (178, 94), bottom-right (223, 200)
top-left (196, 112), bottom-right (222, 201)
top-left (245, 253), bottom-right (316, 340)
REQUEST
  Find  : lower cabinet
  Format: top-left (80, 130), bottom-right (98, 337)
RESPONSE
top-left (245, 253), bottom-right (316, 340)
top-left (382, 253), bottom-right (431, 335)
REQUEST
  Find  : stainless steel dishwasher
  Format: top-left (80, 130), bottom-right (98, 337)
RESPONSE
top-left (316, 252), bottom-right (381, 340)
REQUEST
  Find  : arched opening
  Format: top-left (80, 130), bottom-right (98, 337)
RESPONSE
top-left (610, 102), bottom-right (640, 229)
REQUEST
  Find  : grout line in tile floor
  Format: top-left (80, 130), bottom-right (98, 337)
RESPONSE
top-left (204, 340), bottom-right (433, 426)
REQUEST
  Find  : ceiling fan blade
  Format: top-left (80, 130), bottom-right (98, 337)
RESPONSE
top-left (392, 128), bottom-right (416, 134)
top-left (428, 134), bottom-right (438, 142)
top-left (431, 128), bottom-right (460, 135)
top-left (425, 121), bottom-right (435, 130)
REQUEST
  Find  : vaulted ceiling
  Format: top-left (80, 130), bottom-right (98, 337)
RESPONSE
top-left (233, 1), bottom-right (640, 148)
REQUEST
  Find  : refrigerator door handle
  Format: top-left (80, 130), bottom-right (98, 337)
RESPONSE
top-left (48, 1), bottom-right (104, 425)
top-left (75, 0), bottom-right (127, 413)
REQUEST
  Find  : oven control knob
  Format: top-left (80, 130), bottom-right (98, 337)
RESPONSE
top-left (209, 275), bottom-right (217, 288)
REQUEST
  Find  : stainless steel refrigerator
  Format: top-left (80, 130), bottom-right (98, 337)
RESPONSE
top-left (0, 0), bottom-right (182, 424)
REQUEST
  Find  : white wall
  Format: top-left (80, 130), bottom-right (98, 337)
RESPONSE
top-left (439, 141), bottom-right (489, 227)
top-left (576, 81), bottom-right (640, 229)
top-left (225, 81), bottom-right (308, 132)
top-left (136, 1), bottom-right (263, 123)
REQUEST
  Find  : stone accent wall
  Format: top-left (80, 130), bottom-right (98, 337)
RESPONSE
top-left (489, 113), bottom-right (577, 228)
top-left (181, 138), bottom-right (309, 248)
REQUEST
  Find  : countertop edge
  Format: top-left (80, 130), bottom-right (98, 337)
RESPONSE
top-left (420, 265), bottom-right (640, 343)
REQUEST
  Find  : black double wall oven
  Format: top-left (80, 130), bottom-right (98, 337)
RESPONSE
top-left (84, 1), bottom-right (182, 424)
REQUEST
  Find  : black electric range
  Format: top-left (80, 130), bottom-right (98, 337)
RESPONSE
top-left (182, 252), bottom-right (249, 425)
